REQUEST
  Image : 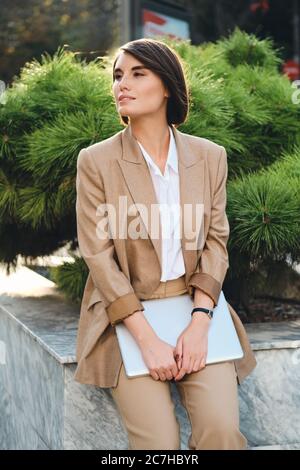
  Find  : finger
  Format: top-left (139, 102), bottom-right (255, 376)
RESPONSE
top-left (171, 365), bottom-right (178, 379)
top-left (196, 357), bottom-right (206, 372)
top-left (171, 360), bottom-right (179, 378)
top-left (175, 342), bottom-right (188, 380)
top-left (174, 358), bottom-right (181, 379)
top-left (151, 370), bottom-right (160, 381)
top-left (174, 351), bottom-right (182, 374)
top-left (179, 342), bottom-right (190, 377)
top-left (175, 354), bottom-right (182, 368)
top-left (187, 355), bottom-right (196, 374)
top-left (174, 345), bottom-right (182, 375)
top-left (175, 365), bottom-right (185, 381)
top-left (175, 354), bottom-right (189, 381)
top-left (200, 356), bottom-right (207, 369)
top-left (174, 360), bottom-right (181, 380)
top-left (175, 337), bottom-right (183, 360)
top-left (159, 369), bottom-right (167, 381)
top-left (188, 356), bottom-right (197, 374)
top-left (192, 360), bottom-right (201, 372)
top-left (173, 340), bottom-right (183, 380)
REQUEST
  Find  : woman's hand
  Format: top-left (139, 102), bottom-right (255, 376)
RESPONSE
top-left (174, 314), bottom-right (211, 381)
top-left (138, 335), bottom-right (179, 382)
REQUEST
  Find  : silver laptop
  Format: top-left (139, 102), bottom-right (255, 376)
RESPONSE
top-left (115, 290), bottom-right (244, 379)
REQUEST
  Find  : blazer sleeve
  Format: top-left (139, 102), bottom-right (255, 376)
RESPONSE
top-left (76, 147), bottom-right (145, 327)
top-left (187, 146), bottom-right (230, 307)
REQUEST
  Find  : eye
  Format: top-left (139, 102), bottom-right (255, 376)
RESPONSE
top-left (114, 72), bottom-right (144, 80)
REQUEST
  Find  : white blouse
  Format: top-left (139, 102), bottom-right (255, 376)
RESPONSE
top-left (136, 126), bottom-right (186, 281)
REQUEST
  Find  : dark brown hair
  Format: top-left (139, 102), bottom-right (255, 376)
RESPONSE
top-left (112, 38), bottom-right (189, 127)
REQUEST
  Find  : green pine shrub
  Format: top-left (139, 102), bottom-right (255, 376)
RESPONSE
top-left (1, 28), bottom-right (299, 313)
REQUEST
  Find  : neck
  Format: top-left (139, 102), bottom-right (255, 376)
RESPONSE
top-left (129, 119), bottom-right (171, 163)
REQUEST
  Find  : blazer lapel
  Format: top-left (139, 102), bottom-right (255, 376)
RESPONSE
top-left (118, 125), bottom-right (163, 272)
top-left (174, 127), bottom-right (205, 275)
top-left (118, 123), bottom-right (205, 277)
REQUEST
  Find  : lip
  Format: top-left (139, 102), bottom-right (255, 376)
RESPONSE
top-left (118, 96), bottom-right (135, 102)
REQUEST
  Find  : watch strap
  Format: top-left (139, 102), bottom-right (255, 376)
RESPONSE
top-left (191, 307), bottom-right (214, 319)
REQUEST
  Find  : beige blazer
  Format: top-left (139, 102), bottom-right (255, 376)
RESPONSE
top-left (73, 123), bottom-right (257, 388)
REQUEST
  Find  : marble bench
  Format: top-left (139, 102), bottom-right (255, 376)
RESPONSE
top-left (0, 266), bottom-right (300, 450)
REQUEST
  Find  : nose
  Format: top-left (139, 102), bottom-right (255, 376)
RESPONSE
top-left (118, 74), bottom-right (131, 90)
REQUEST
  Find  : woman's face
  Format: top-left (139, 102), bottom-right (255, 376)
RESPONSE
top-left (112, 51), bottom-right (169, 122)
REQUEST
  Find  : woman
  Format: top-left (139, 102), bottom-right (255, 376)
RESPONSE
top-left (74, 38), bottom-right (257, 450)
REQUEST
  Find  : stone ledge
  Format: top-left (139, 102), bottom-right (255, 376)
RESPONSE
top-left (251, 443), bottom-right (300, 450)
top-left (1, 266), bottom-right (299, 449)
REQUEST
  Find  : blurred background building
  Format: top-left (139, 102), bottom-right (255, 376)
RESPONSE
top-left (0, 0), bottom-right (299, 84)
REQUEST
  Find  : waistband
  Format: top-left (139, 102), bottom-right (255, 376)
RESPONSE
top-left (141, 274), bottom-right (188, 300)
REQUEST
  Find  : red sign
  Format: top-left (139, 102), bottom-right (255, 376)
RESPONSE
top-left (283, 60), bottom-right (300, 81)
top-left (250, 1), bottom-right (270, 13)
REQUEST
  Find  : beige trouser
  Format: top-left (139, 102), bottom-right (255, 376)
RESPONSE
top-left (111, 275), bottom-right (247, 450)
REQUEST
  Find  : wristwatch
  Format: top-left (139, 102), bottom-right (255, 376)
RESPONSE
top-left (191, 307), bottom-right (214, 320)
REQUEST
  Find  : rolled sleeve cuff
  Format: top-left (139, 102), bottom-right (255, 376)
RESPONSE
top-left (188, 273), bottom-right (221, 307)
top-left (107, 293), bottom-right (145, 327)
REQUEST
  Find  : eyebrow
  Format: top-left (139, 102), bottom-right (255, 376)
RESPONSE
top-left (113, 65), bottom-right (147, 74)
